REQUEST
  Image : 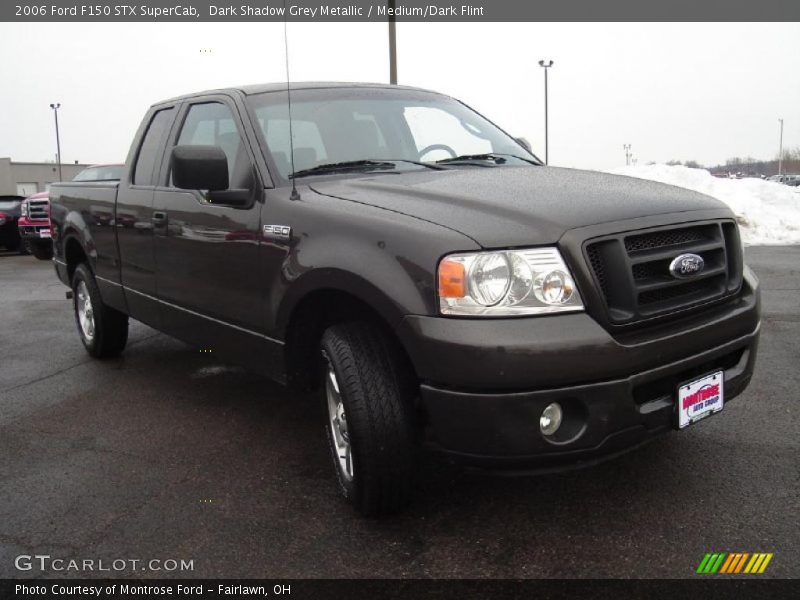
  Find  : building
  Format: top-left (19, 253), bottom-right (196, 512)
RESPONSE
top-left (0, 158), bottom-right (91, 196)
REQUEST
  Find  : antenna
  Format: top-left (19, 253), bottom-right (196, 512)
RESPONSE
top-left (283, 2), bottom-right (300, 200)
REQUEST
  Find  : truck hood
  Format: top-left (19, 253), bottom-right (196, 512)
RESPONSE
top-left (309, 166), bottom-right (728, 247)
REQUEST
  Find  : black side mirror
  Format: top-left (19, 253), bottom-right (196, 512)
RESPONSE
top-left (515, 137), bottom-right (532, 153)
top-left (171, 145), bottom-right (229, 191)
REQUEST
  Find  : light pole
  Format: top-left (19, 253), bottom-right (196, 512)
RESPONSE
top-left (538, 60), bottom-right (553, 165)
top-left (388, 0), bottom-right (397, 84)
top-left (778, 118), bottom-right (784, 176)
top-left (50, 103), bottom-right (62, 181)
top-left (624, 144), bottom-right (632, 166)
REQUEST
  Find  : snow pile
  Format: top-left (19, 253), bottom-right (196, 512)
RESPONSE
top-left (607, 164), bottom-right (800, 245)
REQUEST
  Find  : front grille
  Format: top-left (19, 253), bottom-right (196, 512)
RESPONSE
top-left (624, 228), bottom-right (707, 253)
top-left (586, 244), bottom-right (610, 298)
top-left (28, 200), bottom-right (49, 220)
top-left (584, 220), bottom-right (743, 325)
top-left (638, 278), bottom-right (720, 305)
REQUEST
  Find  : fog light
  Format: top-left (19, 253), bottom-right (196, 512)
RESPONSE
top-left (540, 403), bottom-right (563, 436)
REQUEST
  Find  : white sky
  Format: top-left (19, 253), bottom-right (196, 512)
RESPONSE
top-left (1, 22), bottom-right (798, 170)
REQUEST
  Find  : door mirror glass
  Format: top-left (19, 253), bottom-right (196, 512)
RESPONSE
top-left (171, 145), bottom-right (229, 191)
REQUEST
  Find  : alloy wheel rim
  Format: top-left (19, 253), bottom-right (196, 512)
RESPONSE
top-left (325, 365), bottom-right (353, 482)
top-left (76, 281), bottom-right (95, 342)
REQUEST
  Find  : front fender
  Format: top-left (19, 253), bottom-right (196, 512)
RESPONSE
top-left (263, 185), bottom-right (480, 342)
top-left (275, 265), bottom-right (416, 338)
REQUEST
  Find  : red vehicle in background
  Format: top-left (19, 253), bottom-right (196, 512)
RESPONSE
top-left (18, 191), bottom-right (53, 259)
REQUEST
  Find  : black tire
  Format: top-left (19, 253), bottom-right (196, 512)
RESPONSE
top-left (320, 322), bottom-right (417, 516)
top-left (31, 242), bottom-right (53, 260)
top-left (72, 263), bottom-right (129, 358)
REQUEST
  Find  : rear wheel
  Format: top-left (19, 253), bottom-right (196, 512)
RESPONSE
top-left (320, 322), bottom-right (417, 516)
top-left (72, 263), bottom-right (129, 358)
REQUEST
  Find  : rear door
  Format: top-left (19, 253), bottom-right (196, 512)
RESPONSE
top-left (152, 96), bottom-right (270, 371)
top-left (116, 105), bottom-right (177, 326)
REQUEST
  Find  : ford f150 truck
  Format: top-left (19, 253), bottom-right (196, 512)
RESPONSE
top-left (50, 83), bottom-right (760, 515)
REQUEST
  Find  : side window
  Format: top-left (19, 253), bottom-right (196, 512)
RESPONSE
top-left (132, 108), bottom-right (174, 185)
top-left (175, 102), bottom-right (252, 188)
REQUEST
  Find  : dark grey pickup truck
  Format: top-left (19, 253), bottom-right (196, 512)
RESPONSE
top-left (50, 83), bottom-right (760, 515)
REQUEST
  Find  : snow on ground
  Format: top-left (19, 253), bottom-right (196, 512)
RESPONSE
top-left (607, 164), bottom-right (800, 245)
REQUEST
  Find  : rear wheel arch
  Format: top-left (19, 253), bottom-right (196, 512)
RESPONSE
top-left (64, 234), bottom-right (89, 282)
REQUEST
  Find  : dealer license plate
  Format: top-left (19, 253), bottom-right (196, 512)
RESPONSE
top-left (678, 371), bottom-right (724, 429)
top-left (39, 229), bottom-right (51, 238)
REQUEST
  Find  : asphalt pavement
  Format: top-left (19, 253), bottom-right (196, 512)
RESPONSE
top-left (0, 247), bottom-right (797, 578)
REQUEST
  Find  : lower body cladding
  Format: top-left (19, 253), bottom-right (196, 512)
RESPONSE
top-left (400, 273), bottom-right (761, 470)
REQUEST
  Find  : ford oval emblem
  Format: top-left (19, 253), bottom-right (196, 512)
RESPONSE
top-left (669, 253), bottom-right (705, 279)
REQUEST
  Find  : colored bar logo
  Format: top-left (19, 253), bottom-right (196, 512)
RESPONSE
top-left (696, 552), bottom-right (773, 574)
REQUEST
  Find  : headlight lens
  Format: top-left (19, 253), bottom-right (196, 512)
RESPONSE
top-left (438, 247), bottom-right (583, 316)
top-left (469, 253), bottom-right (511, 305)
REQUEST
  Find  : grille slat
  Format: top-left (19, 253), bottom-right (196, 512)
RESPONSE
top-left (28, 200), bottom-right (49, 220)
top-left (585, 221), bottom-right (742, 325)
top-left (624, 228), bottom-right (708, 253)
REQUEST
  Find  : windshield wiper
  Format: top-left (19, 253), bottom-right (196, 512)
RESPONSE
top-left (436, 153), bottom-right (508, 165)
top-left (381, 158), bottom-right (447, 171)
top-left (290, 158), bottom-right (447, 178)
top-left (435, 153), bottom-right (542, 166)
top-left (290, 160), bottom-right (397, 179)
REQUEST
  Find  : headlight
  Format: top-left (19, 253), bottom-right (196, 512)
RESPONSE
top-left (438, 247), bottom-right (583, 316)
top-left (20, 203), bottom-right (28, 217)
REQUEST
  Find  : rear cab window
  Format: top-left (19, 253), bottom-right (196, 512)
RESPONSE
top-left (133, 108), bottom-right (175, 186)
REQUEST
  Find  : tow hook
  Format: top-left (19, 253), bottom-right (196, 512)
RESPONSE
top-left (65, 290), bottom-right (73, 300)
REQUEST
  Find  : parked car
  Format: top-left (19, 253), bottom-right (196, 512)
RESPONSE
top-left (18, 191), bottom-right (53, 259)
top-left (767, 173), bottom-right (800, 186)
top-left (49, 83), bottom-right (761, 515)
top-left (0, 195), bottom-right (25, 253)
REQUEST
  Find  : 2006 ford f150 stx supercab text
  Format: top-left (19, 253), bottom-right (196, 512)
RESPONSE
top-left (50, 83), bottom-right (760, 515)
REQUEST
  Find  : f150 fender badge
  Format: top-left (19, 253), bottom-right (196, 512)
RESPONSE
top-left (669, 253), bottom-right (705, 279)
top-left (263, 225), bottom-right (292, 241)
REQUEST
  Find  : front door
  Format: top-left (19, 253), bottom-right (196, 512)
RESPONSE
top-left (153, 98), bottom-right (270, 372)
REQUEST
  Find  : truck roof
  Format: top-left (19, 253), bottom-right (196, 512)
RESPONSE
top-left (156, 81), bottom-right (442, 105)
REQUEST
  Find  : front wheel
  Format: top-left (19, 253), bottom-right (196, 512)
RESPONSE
top-left (31, 241), bottom-right (53, 260)
top-left (72, 263), bottom-right (129, 358)
top-left (320, 322), bottom-right (417, 516)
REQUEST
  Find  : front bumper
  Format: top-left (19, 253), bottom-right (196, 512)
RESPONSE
top-left (18, 220), bottom-right (51, 242)
top-left (398, 268), bottom-right (760, 468)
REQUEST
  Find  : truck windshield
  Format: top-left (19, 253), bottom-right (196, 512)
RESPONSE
top-left (246, 87), bottom-right (539, 180)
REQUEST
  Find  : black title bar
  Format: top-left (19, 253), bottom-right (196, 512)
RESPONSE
top-left (4, 0), bottom-right (800, 22)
